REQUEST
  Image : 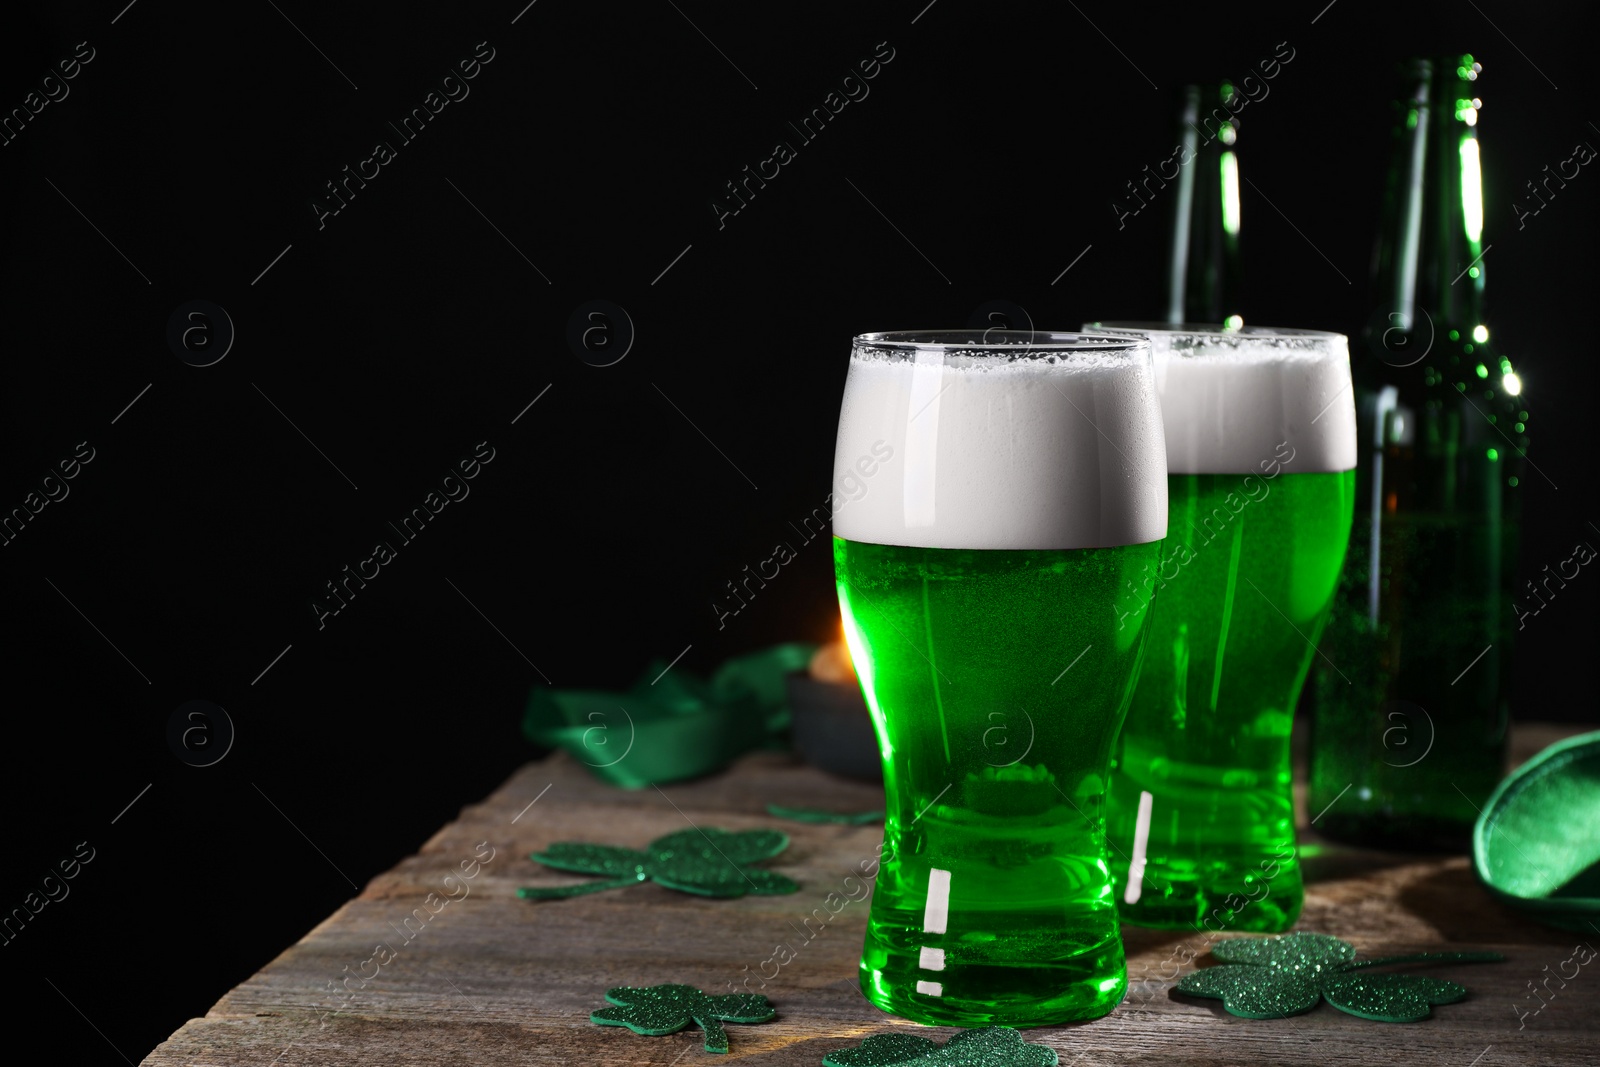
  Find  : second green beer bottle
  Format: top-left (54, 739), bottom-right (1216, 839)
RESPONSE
top-left (1306, 56), bottom-right (1521, 850)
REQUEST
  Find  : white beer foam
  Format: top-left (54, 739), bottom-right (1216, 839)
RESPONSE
top-left (1146, 332), bottom-right (1358, 474)
top-left (832, 347), bottom-right (1168, 550)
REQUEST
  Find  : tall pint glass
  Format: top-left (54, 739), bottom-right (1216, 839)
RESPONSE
top-left (832, 331), bottom-right (1169, 1025)
top-left (1086, 323), bottom-right (1357, 932)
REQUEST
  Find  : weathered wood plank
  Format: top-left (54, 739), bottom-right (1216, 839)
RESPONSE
top-left (142, 727), bottom-right (1597, 1066)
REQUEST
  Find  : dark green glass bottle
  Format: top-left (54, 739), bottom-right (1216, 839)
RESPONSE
top-left (1307, 55), bottom-right (1523, 849)
top-left (1166, 83), bottom-right (1245, 326)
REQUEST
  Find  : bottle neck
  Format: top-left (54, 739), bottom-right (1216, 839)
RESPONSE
top-left (1373, 59), bottom-right (1487, 337)
top-left (1167, 84), bottom-right (1243, 326)
top-left (1360, 55), bottom-right (1497, 400)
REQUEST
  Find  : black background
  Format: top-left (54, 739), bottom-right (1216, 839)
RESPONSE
top-left (1, 0), bottom-right (1595, 1060)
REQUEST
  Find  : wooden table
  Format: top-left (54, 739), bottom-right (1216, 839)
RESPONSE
top-left (144, 724), bottom-right (1595, 1066)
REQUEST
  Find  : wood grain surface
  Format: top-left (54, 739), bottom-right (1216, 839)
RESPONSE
top-left (142, 724), bottom-right (1597, 1066)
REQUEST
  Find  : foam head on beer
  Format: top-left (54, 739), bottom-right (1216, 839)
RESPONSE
top-left (832, 330), bottom-right (1169, 551)
top-left (1086, 323), bottom-right (1358, 474)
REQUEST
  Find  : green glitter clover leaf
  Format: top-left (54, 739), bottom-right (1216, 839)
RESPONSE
top-left (765, 804), bottom-right (884, 825)
top-left (823, 1026), bottom-right (1058, 1067)
top-left (1175, 931), bottom-right (1504, 1022)
top-left (518, 828), bottom-right (799, 900)
top-left (590, 983), bottom-right (776, 1053)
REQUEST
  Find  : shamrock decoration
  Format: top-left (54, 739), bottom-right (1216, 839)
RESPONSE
top-left (823, 1026), bottom-right (1057, 1067)
top-left (519, 828), bottom-right (799, 900)
top-left (590, 983), bottom-right (775, 1053)
top-left (766, 803), bottom-right (884, 825)
top-left (1175, 931), bottom-right (1503, 1022)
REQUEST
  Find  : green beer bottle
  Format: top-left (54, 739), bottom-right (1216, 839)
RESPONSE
top-left (1306, 56), bottom-right (1523, 848)
top-left (1167, 83), bottom-right (1245, 327)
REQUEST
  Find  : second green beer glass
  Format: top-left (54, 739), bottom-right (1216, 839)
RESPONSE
top-left (1087, 324), bottom-right (1357, 932)
top-left (832, 331), bottom-right (1169, 1025)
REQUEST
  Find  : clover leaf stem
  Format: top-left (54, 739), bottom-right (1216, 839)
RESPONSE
top-left (693, 1013), bottom-right (730, 1054)
top-left (518, 876), bottom-right (642, 900)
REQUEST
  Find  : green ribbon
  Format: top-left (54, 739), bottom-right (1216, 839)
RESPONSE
top-left (522, 644), bottom-right (816, 789)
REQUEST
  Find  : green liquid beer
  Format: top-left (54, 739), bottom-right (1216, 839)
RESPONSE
top-left (832, 331), bottom-right (1168, 1026)
top-left (1087, 324), bottom-right (1358, 933)
top-left (1105, 469), bottom-right (1355, 930)
top-left (836, 537), bottom-right (1161, 1026)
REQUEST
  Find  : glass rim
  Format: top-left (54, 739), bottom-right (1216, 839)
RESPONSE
top-left (853, 329), bottom-right (1152, 355)
top-left (1085, 320), bottom-right (1347, 342)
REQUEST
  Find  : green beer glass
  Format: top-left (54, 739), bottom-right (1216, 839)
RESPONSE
top-left (832, 330), bottom-right (1169, 1025)
top-left (1086, 323), bottom-right (1357, 932)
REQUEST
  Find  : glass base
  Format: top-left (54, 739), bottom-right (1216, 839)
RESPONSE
top-left (1114, 860), bottom-right (1302, 932)
top-left (858, 916), bottom-right (1125, 1027)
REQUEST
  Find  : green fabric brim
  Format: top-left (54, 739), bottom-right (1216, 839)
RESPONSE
top-left (1474, 730), bottom-right (1600, 931)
